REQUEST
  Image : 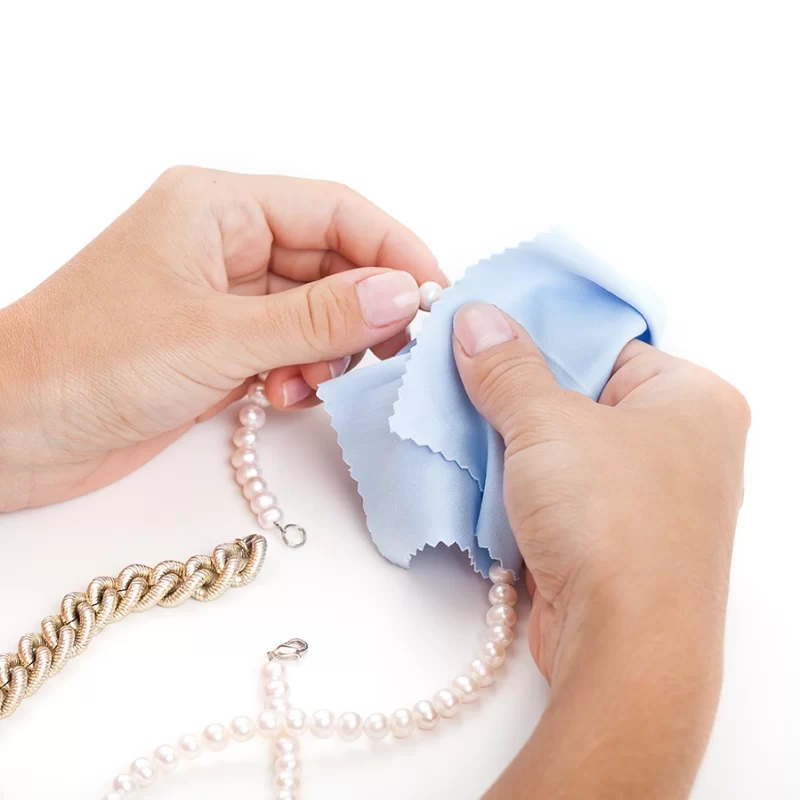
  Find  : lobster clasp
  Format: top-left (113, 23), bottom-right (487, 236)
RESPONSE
top-left (267, 638), bottom-right (309, 661)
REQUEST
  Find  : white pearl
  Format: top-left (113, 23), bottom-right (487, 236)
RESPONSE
top-left (469, 658), bottom-right (496, 688)
top-left (453, 674), bottom-right (481, 703)
top-left (247, 382), bottom-right (270, 407)
top-left (256, 709), bottom-right (284, 737)
top-left (484, 623), bottom-right (514, 649)
top-left (265, 697), bottom-right (292, 714)
top-left (433, 689), bottom-right (461, 718)
top-left (418, 281), bottom-right (444, 311)
top-left (258, 506), bottom-right (284, 528)
top-left (250, 491), bottom-right (279, 514)
top-left (479, 640), bottom-right (507, 669)
top-left (112, 774), bottom-right (136, 793)
top-left (284, 708), bottom-right (307, 736)
top-left (486, 603), bottom-right (517, 628)
top-left (231, 446), bottom-right (258, 468)
top-left (202, 723), bottom-right (230, 752)
top-left (275, 754), bottom-right (301, 773)
top-left (235, 463), bottom-right (261, 486)
top-left (243, 477), bottom-right (267, 500)
top-left (131, 757), bottom-right (157, 787)
top-left (153, 744), bottom-right (178, 773)
top-left (389, 708), bottom-right (416, 739)
top-left (264, 678), bottom-right (291, 699)
top-left (489, 583), bottom-right (518, 607)
top-left (412, 700), bottom-right (439, 731)
top-left (310, 709), bottom-right (336, 739)
top-left (275, 770), bottom-right (301, 791)
top-left (233, 426), bottom-right (258, 448)
top-left (230, 715), bottom-right (257, 742)
top-left (176, 733), bottom-right (202, 760)
top-left (273, 734), bottom-right (300, 757)
top-left (262, 660), bottom-right (286, 681)
top-left (337, 711), bottom-right (363, 742)
top-left (239, 404), bottom-right (266, 429)
top-left (489, 562), bottom-right (515, 585)
top-left (363, 712), bottom-right (390, 740)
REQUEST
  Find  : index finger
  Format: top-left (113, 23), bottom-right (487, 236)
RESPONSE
top-left (241, 174), bottom-right (448, 286)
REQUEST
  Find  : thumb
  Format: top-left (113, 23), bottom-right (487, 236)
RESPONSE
top-left (218, 268), bottom-right (420, 372)
top-left (452, 302), bottom-right (565, 444)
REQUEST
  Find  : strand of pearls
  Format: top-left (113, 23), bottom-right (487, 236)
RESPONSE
top-left (100, 562), bottom-right (517, 799)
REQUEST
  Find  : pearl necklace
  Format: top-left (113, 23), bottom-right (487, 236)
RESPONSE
top-left (100, 280), bottom-right (522, 799)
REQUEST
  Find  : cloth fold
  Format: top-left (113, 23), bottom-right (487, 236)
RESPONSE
top-left (317, 229), bottom-right (663, 577)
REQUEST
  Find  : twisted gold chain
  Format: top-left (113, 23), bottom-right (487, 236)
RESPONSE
top-left (0, 533), bottom-right (267, 720)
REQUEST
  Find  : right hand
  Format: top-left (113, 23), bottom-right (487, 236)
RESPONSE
top-left (452, 301), bottom-right (750, 686)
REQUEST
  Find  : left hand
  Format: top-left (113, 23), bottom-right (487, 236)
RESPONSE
top-left (0, 167), bottom-right (445, 510)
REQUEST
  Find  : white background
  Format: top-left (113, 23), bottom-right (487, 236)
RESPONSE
top-left (1, 2), bottom-right (798, 798)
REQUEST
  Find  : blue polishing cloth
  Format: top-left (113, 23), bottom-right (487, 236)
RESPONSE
top-left (317, 230), bottom-right (663, 577)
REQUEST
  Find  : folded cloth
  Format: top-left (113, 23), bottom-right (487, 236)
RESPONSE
top-left (317, 229), bottom-right (664, 577)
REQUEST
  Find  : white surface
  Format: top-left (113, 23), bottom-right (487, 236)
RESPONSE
top-left (0, 2), bottom-right (798, 798)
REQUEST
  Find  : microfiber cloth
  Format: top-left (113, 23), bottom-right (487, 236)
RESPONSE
top-left (317, 229), bottom-right (664, 577)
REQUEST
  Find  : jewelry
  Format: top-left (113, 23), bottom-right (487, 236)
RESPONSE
top-left (100, 564), bottom-right (518, 800)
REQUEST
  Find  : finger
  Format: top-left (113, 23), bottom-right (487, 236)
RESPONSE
top-left (371, 328), bottom-right (411, 360)
top-left (263, 367), bottom-right (318, 411)
top-left (451, 302), bottom-right (567, 445)
top-left (299, 350), bottom-right (364, 389)
top-left (218, 267), bottom-right (421, 373)
top-left (268, 246), bottom-right (358, 283)
top-left (598, 339), bottom-right (679, 407)
top-left (242, 175), bottom-right (447, 285)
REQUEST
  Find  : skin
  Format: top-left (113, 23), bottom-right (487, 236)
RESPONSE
top-left (0, 168), bottom-right (749, 797)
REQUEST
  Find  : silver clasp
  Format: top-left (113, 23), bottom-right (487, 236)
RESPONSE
top-left (276, 523), bottom-right (307, 549)
top-left (267, 638), bottom-right (309, 661)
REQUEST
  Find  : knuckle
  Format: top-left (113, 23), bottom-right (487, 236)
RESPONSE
top-left (299, 281), bottom-right (356, 351)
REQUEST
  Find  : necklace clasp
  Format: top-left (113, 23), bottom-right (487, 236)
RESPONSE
top-left (267, 638), bottom-right (309, 661)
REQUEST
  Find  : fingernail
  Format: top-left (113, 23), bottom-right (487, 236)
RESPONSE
top-left (329, 355), bottom-right (352, 379)
top-left (357, 272), bottom-right (420, 328)
top-left (282, 376), bottom-right (313, 407)
top-left (453, 303), bottom-right (515, 356)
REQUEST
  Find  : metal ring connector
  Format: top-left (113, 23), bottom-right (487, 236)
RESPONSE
top-left (277, 523), bottom-right (307, 549)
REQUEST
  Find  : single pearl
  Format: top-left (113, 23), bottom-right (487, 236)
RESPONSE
top-left (265, 697), bottom-right (292, 715)
top-left (256, 709), bottom-right (284, 737)
top-left (247, 382), bottom-right (270, 407)
top-left (489, 562), bottom-right (515, 585)
top-left (202, 723), bottom-right (230, 752)
top-left (250, 492), bottom-right (279, 514)
top-left (262, 660), bottom-right (286, 681)
top-left (230, 715), bottom-right (257, 742)
top-left (468, 658), bottom-right (496, 688)
top-left (273, 734), bottom-right (300, 757)
top-left (433, 689), bottom-right (461, 718)
top-left (258, 506), bottom-right (284, 529)
top-left (112, 774), bottom-right (136, 793)
top-left (484, 623), bottom-right (514, 649)
top-left (489, 583), bottom-right (518, 607)
top-left (453, 674), bottom-right (481, 704)
top-left (412, 700), bottom-right (439, 731)
top-left (363, 712), bottom-right (390, 740)
top-left (130, 757), bottom-right (157, 787)
top-left (243, 477), bottom-right (268, 500)
top-left (275, 770), bottom-right (301, 791)
top-left (275, 754), bottom-right (301, 773)
top-left (264, 678), bottom-right (291, 699)
top-left (486, 603), bottom-right (517, 628)
top-left (153, 744), bottom-right (178, 773)
top-left (284, 708), bottom-right (307, 736)
top-left (337, 712), bottom-right (363, 742)
top-left (309, 709), bottom-right (336, 739)
top-left (176, 733), bottom-right (202, 760)
top-left (418, 281), bottom-right (444, 311)
top-left (389, 708), bottom-right (416, 739)
top-left (479, 641), bottom-right (507, 669)
top-left (233, 426), bottom-right (258, 448)
top-left (235, 463), bottom-right (261, 486)
top-left (231, 446), bottom-right (258, 469)
top-left (239, 404), bottom-right (266, 429)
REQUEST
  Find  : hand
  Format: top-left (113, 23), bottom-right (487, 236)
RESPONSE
top-left (452, 302), bottom-right (750, 799)
top-left (0, 167), bottom-right (445, 510)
